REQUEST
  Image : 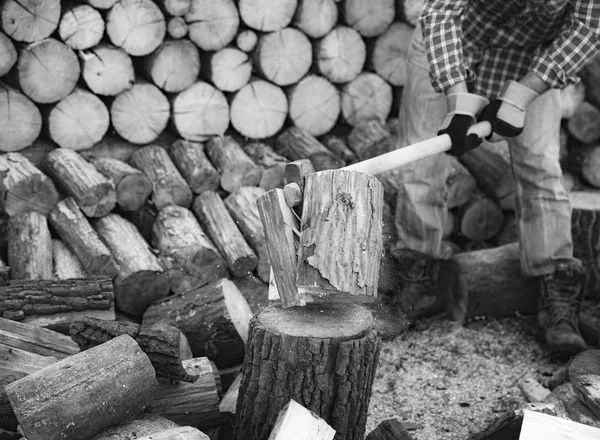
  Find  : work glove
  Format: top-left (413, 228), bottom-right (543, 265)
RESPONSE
top-left (478, 80), bottom-right (540, 143)
top-left (438, 92), bottom-right (489, 156)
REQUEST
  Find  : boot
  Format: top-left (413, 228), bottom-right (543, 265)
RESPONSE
top-left (537, 262), bottom-right (587, 356)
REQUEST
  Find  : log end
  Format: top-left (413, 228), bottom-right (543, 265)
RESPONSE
top-left (78, 182), bottom-right (118, 218)
top-left (153, 186), bottom-right (193, 211)
top-left (116, 173), bottom-right (153, 212)
top-left (5, 174), bottom-right (60, 217)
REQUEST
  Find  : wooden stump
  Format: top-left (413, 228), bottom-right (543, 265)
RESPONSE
top-left (238, 0), bottom-right (296, 32)
top-left (79, 44), bottom-right (135, 96)
top-left (8, 212), bottom-right (52, 281)
top-left (341, 72), bottom-right (393, 127)
top-left (0, 82), bottom-right (42, 153)
top-left (315, 26), bottom-right (366, 84)
top-left (58, 4), bottom-right (105, 50)
top-left (293, 0), bottom-right (337, 39)
top-left (205, 136), bottom-right (262, 193)
top-left (571, 191), bottom-right (600, 300)
top-left (234, 303), bottom-right (381, 440)
top-left (185, 0), bottom-right (239, 51)
top-left (1, 0), bottom-right (61, 43)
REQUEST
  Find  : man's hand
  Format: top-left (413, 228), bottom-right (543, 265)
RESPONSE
top-left (438, 92), bottom-right (489, 156)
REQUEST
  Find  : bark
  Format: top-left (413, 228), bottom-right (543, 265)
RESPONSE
top-left (370, 21), bottom-right (413, 87)
top-left (58, 4), bottom-right (105, 50)
top-left (365, 419), bottom-right (416, 440)
top-left (238, 0), bottom-right (296, 31)
top-left (293, 0), bottom-right (338, 38)
top-left (341, 72), bottom-right (393, 127)
top-left (52, 239), bottom-right (86, 280)
top-left (343, 0), bottom-right (395, 37)
top-left (205, 136), bottom-right (262, 193)
top-left (315, 26), bottom-right (366, 84)
top-left (79, 44), bottom-right (135, 96)
top-left (0, 82), bottom-right (42, 153)
top-left (185, 0), bottom-right (239, 51)
top-left (202, 47), bottom-right (252, 92)
top-left (0, 31), bottom-right (17, 76)
top-left (7, 212), bottom-right (53, 280)
top-left (140, 39), bottom-right (200, 93)
top-left (1, 0), bottom-right (61, 43)
top-left (242, 142), bottom-right (288, 191)
top-left (168, 140), bottom-right (220, 195)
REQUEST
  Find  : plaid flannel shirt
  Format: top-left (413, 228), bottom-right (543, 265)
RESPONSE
top-left (420, 0), bottom-right (600, 98)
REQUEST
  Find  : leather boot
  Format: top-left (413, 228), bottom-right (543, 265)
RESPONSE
top-left (537, 262), bottom-right (587, 356)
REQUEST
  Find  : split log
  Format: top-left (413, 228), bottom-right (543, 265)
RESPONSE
top-left (110, 80), bottom-right (170, 144)
top-left (167, 16), bottom-right (188, 38)
top-left (52, 239), bottom-right (86, 280)
top-left (519, 409), bottom-right (600, 440)
top-left (131, 145), bottom-right (193, 209)
top-left (44, 148), bottom-right (117, 218)
top-left (90, 157), bottom-right (153, 212)
top-left (365, 419), bottom-right (416, 440)
top-left (242, 142), bottom-right (288, 191)
top-left (230, 78), bottom-right (288, 139)
top-left (192, 191), bottom-right (258, 277)
top-left (347, 119), bottom-right (395, 160)
top-left (370, 21), bottom-right (413, 87)
top-left (233, 303), bottom-right (381, 440)
top-left (141, 39), bottom-right (200, 93)
top-left (91, 413), bottom-right (181, 440)
top-left (143, 278), bottom-right (253, 368)
top-left (0, 152), bottom-right (59, 216)
top-left (106, 0), bottom-right (166, 56)
top-left (5, 334), bottom-right (159, 440)
top-left (93, 213), bottom-right (170, 317)
top-left (185, 0), bottom-right (239, 51)
top-left (561, 82), bottom-right (587, 119)
top-left (205, 136), bottom-right (262, 193)
top-left (293, 0), bottom-right (338, 38)
top-left (202, 47), bottom-right (252, 92)
top-left (571, 191), bottom-right (600, 300)
top-left (0, 82), bottom-right (42, 153)
top-left (137, 427), bottom-right (209, 440)
top-left (170, 81), bottom-right (230, 141)
top-left (238, 0), bottom-right (296, 31)
top-left (79, 44), bottom-right (135, 96)
top-left (322, 135), bottom-right (359, 165)
top-left (567, 101), bottom-right (600, 144)
top-left (168, 140), bottom-right (220, 195)
top-left (16, 38), bottom-right (80, 104)
top-left (1, 0), bottom-right (61, 43)
top-left (458, 189), bottom-right (505, 241)
top-left (156, 0), bottom-right (191, 16)
top-left (48, 198), bottom-right (119, 278)
top-left (341, 72), bottom-right (393, 126)
top-left (275, 126), bottom-right (343, 171)
top-left (152, 205), bottom-right (227, 294)
top-left (8, 212), bottom-right (52, 281)
top-left (567, 145), bottom-right (600, 188)
top-left (58, 4), bottom-right (105, 50)
top-left (236, 28), bottom-right (258, 52)
top-left (343, 0), bottom-right (395, 37)
top-left (46, 87), bottom-right (110, 150)
top-left (315, 26), bottom-right (366, 84)
top-left (269, 399), bottom-right (336, 440)
top-left (287, 74), bottom-right (341, 137)
top-left (0, 32), bottom-right (17, 76)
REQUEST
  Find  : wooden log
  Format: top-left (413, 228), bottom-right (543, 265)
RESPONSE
top-left (293, 0), bottom-right (338, 38)
top-left (269, 399), bottom-right (336, 440)
top-left (156, 0), bottom-right (191, 16)
top-left (185, 0), bottom-right (239, 51)
top-left (519, 409), bottom-right (600, 440)
top-left (5, 334), bottom-right (159, 440)
top-left (567, 101), bottom-right (600, 144)
top-left (233, 303), bottom-right (381, 440)
top-left (90, 157), bottom-right (153, 212)
top-left (170, 81), bottom-right (230, 141)
top-left (396, 0), bottom-right (424, 26)
top-left (52, 239), bottom-right (86, 280)
top-left (445, 156), bottom-right (478, 209)
top-left (236, 28), bottom-right (258, 52)
top-left (167, 16), bottom-right (189, 38)
top-left (518, 375), bottom-right (552, 403)
top-left (58, 4), bottom-right (105, 50)
top-left (287, 74), bottom-right (341, 137)
top-left (91, 413), bottom-right (181, 440)
top-left (8, 212), bottom-right (52, 281)
top-left (219, 372), bottom-right (241, 438)
top-left (370, 21), bottom-right (413, 87)
top-left (48, 198), bottom-right (119, 278)
top-left (571, 191), bottom-right (600, 300)
top-left (341, 72), bottom-right (393, 126)
top-left (346, 119), bottom-right (395, 161)
top-left (242, 142), bottom-right (287, 191)
top-left (230, 78), bottom-right (288, 139)
top-left (93, 213), bottom-right (170, 317)
top-left (202, 47), bottom-right (252, 92)
top-left (130, 145), bottom-right (193, 209)
top-left (343, 0), bottom-right (395, 37)
top-left (143, 278), bottom-right (253, 368)
top-left (561, 81), bottom-right (587, 120)
top-left (141, 39), bottom-right (200, 93)
top-left (192, 191), bottom-right (258, 277)
top-left (275, 126), bottom-right (343, 171)
top-left (17, 137), bottom-right (56, 169)
top-left (79, 134), bottom-right (143, 163)
top-left (0, 152), bottom-right (59, 216)
top-left (150, 322), bottom-right (194, 362)
top-left (315, 26), bottom-right (366, 84)
top-left (152, 204), bottom-right (227, 294)
top-left (79, 44), bottom-right (135, 96)
top-left (238, 0), bottom-right (296, 31)
top-left (1, 0), bottom-right (61, 43)
top-left (106, 0), bottom-right (166, 56)
top-left (321, 135), bottom-right (359, 166)
top-left (544, 382), bottom-right (600, 429)
top-left (168, 139), bottom-right (220, 195)
top-left (365, 419), bottom-right (416, 440)
top-left (0, 82), bottom-right (42, 153)
top-left (44, 148), bottom-right (117, 218)
top-left (205, 136), bottom-right (262, 193)
top-left (119, 202), bottom-right (158, 244)
top-left (0, 31), bottom-right (17, 76)
top-left (458, 189), bottom-right (505, 241)
top-left (567, 145), bottom-right (600, 188)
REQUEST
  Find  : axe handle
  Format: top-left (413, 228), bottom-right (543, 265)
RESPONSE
top-left (342, 121), bottom-right (492, 176)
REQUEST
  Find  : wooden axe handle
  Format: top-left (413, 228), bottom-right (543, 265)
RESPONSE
top-left (342, 121), bottom-right (492, 176)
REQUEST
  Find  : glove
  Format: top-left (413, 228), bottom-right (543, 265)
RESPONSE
top-left (438, 92), bottom-right (489, 156)
top-left (478, 80), bottom-right (539, 143)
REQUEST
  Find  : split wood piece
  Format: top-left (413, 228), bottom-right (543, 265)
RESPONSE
top-left (168, 16), bottom-right (189, 38)
top-left (44, 148), bottom-right (117, 218)
top-left (150, 322), bottom-right (194, 362)
top-left (79, 44), bottom-right (136, 96)
top-left (287, 75), bottom-right (341, 137)
top-left (458, 189), bottom-right (505, 241)
top-left (131, 145), bottom-right (193, 209)
top-left (446, 156), bottom-right (478, 209)
top-left (567, 101), bottom-right (600, 144)
top-left (341, 72), bottom-right (393, 127)
top-left (321, 135), bottom-right (359, 166)
top-left (91, 413), bottom-right (181, 440)
top-left (344, 0), bottom-right (395, 37)
top-left (106, 0), bottom-right (166, 56)
top-left (90, 157), bottom-right (153, 212)
top-left (229, 78), bottom-right (288, 140)
top-left (347, 119), bottom-right (396, 161)
top-left (453, 242), bottom-right (538, 319)
top-left (518, 375), bottom-right (552, 403)
top-left (275, 126), bottom-right (343, 171)
top-left (571, 374), bottom-right (600, 419)
top-left (238, 0), bottom-right (296, 31)
top-left (543, 382), bottom-right (600, 429)
top-left (0, 152), bottom-right (58, 216)
top-left (185, 0), bottom-right (239, 51)
top-left (561, 81), bottom-right (587, 119)
top-left (120, 202), bottom-right (158, 244)
top-left (16, 38), bottom-right (80, 104)
top-left (315, 26), bottom-right (366, 84)
top-left (70, 316), bottom-right (199, 382)
top-left (293, 0), bottom-right (338, 38)
top-left (205, 136), bottom-right (262, 193)
top-left (0, 82), bottom-right (42, 153)
top-left (1, 0), bottom-right (61, 43)
top-left (58, 4), bottom-right (105, 50)
top-left (0, 344), bottom-right (57, 431)
top-left (567, 145), bottom-right (600, 188)
top-left (80, 0), bottom-right (119, 8)
top-left (152, 205), bottom-right (227, 294)
top-left (202, 47), bottom-right (252, 92)
top-left (193, 191), bottom-right (258, 277)
top-left (242, 142), bottom-right (288, 191)
top-left (519, 409), bottom-right (600, 440)
top-left (224, 186), bottom-right (270, 282)
top-left (111, 80), bottom-right (170, 144)
top-left (236, 28), bottom-right (258, 52)
top-left (170, 81), bottom-right (230, 141)
top-left (149, 357), bottom-right (221, 429)
top-left (143, 278), bottom-right (253, 368)
top-left (0, 31), bottom-right (17, 76)
top-left (8, 212), bottom-right (52, 281)
top-left (49, 198), bottom-right (119, 278)
top-left (6, 334), bottom-right (159, 440)
top-left (365, 418), bottom-right (416, 440)
top-left (141, 39), bottom-right (200, 93)
top-left (168, 140), bottom-right (220, 195)
top-left (297, 170), bottom-right (383, 302)
top-left (156, 0), bottom-right (191, 16)
top-left (137, 427), bottom-right (209, 440)
top-left (284, 158), bottom-right (315, 217)
top-left (269, 399), bottom-right (336, 440)
top-left (52, 239), bottom-right (86, 280)
top-left (370, 21), bottom-right (413, 87)
top-left (93, 213), bottom-right (170, 317)
top-left (465, 410), bottom-right (522, 440)
top-left (46, 87), bottom-right (110, 151)
top-left (571, 191), bottom-right (600, 300)
top-left (234, 303), bottom-right (381, 440)
top-left (568, 349), bottom-right (600, 379)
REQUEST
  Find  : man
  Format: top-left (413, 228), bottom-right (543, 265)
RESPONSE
top-left (394, 1), bottom-right (600, 355)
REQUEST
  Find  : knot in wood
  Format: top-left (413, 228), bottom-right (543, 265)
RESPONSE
top-left (337, 191), bottom-right (355, 209)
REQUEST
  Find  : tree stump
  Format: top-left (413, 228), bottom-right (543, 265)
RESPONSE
top-left (234, 303), bottom-right (381, 440)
